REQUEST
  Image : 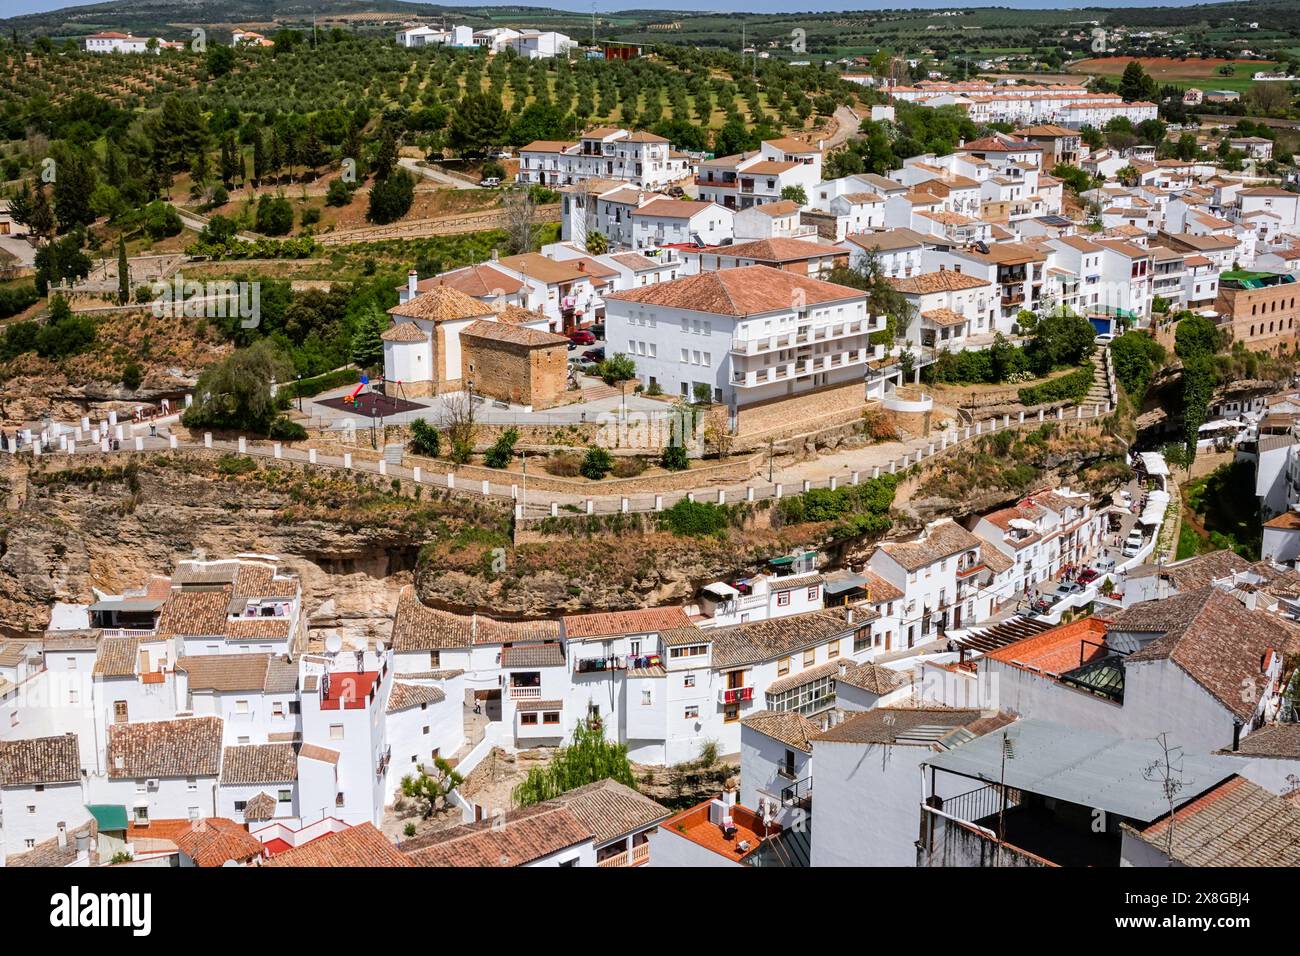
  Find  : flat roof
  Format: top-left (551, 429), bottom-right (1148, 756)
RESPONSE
top-left (923, 719), bottom-right (1235, 823)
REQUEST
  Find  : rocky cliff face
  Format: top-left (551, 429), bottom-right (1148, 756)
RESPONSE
top-left (0, 456), bottom-right (450, 640)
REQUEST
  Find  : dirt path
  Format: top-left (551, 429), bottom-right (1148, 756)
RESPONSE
top-left (316, 203), bottom-right (560, 245)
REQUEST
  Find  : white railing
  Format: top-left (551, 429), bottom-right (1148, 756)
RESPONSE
top-left (508, 686), bottom-right (542, 700)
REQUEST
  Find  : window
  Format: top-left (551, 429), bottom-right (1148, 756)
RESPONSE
top-left (724, 703), bottom-right (740, 723)
top-left (670, 645), bottom-right (708, 659)
top-left (188, 807), bottom-right (200, 821)
top-left (807, 586), bottom-right (819, 601)
top-left (777, 591), bottom-right (791, 607)
top-left (234, 800), bottom-right (247, 812)
top-left (26, 805), bottom-right (35, 815)
top-left (329, 724), bottom-right (344, 740)
top-left (683, 674), bottom-right (696, 688)
top-left (783, 749), bottom-right (796, 778)
top-left (777, 657), bottom-right (790, 676)
top-left (429, 651), bottom-right (441, 668)
top-left (113, 700), bottom-right (128, 724)
top-left (543, 711), bottom-right (561, 725)
top-left (684, 706), bottom-right (700, 720)
top-left (520, 712), bottom-right (539, 725)
top-left (186, 777), bottom-right (197, 792)
top-left (827, 641), bottom-right (839, 659)
top-left (803, 649), bottom-right (816, 667)
top-left (272, 702), bottom-right (285, 718)
top-left (278, 789), bottom-right (292, 803)
top-left (641, 689), bottom-right (652, 706)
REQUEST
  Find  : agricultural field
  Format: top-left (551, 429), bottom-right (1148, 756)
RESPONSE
top-left (1068, 56), bottom-right (1283, 95)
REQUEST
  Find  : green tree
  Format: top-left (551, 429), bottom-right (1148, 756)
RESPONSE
top-left (779, 184), bottom-right (808, 206)
top-left (512, 718), bottom-right (636, 807)
top-left (1118, 60), bottom-right (1156, 103)
top-left (483, 428), bottom-right (519, 469)
top-left (255, 194), bottom-right (294, 235)
top-left (349, 303), bottom-right (388, 369)
top-left (580, 446), bottom-right (612, 479)
top-left (408, 418), bottom-right (441, 457)
top-left (447, 91), bottom-right (509, 158)
top-left (399, 757), bottom-right (464, 818)
top-left (52, 150), bottom-right (97, 231)
top-left (367, 169), bottom-right (415, 225)
top-left (598, 352), bottom-right (635, 385)
top-left (116, 234), bottom-right (129, 305)
top-left (585, 231), bottom-right (608, 255)
top-left (183, 339), bottom-right (292, 433)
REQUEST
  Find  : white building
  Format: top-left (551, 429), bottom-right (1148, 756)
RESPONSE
top-left (84, 32), bottom-right (162, 54)
top-left (0, 735), bottom-right (85, 863)
top-left (604, 264), bottom-right (883, 407)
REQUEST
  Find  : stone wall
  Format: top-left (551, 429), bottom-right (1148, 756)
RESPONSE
top-left (461, 337), bottom-right (567, 409)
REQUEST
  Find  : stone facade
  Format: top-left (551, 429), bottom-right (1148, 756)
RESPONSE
top-left (1215, 280), bottom-right (1300, 357)
top-left (461, 334), bottom-right (568, 409)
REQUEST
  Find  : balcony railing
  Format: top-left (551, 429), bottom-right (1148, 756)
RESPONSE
top-left (719, 686), bottom-right (755, 705)
top-left (596, 842), bottom-right (651, 867)
top-left (780, 775), bottom-right (812, 807)
top-left (508, 686), bottom-right (542, 700)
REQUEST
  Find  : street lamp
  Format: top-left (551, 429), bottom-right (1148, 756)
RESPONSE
top-left (296, 373), bottom-right (303, 413)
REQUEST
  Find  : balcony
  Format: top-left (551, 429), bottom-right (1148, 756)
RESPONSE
top-left (719, 686), bottom-right (755, 705)
top-left (1001, 292), bottom-right (1025, 307)
top-left (508, 685), bottom-right (542, 700)
top-left (955, 562), bottom-right (986, 579)
top-left (596, 842), bottom-right (650, 867)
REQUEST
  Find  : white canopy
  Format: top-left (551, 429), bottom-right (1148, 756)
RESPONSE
top-left (1138, 490), bottom-right (1171, 526)
top-left (1008, 517), bottom-right (1037, 532)
top-left (1138, 451), bottom-right (1169, 477)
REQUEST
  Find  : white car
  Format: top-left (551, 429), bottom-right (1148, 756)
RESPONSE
top-left (480, 177), bottom-right (501, 188)
top-left (1122, 533), bottom-right (1144, 557)
top-left (1094, 332), bottom-right (1117, 346)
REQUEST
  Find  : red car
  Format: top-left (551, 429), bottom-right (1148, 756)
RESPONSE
top-left (568, 328), bottom-right (596, 346)
top-left (1077, 568), bottom-right (1100, 585)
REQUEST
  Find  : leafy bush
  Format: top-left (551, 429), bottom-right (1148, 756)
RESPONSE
top-left (408, 419), bottom-right (440, 457)
top-left (1110, 331), bottom-right (1165, 398)
top-left (580, 446), bottom-right (612, 480)
top-left (598, 352), bottom-right (636, 385)
top-left (325, 179), bottom-right (353, 207)
top-left (278, 368), bottom-right (360, 400)
top-left (255, 195), bottom-right (294, 236)
top-left (268, 416), bottom-right (308, 441)
top-left (300, 206), bottom-right (322, 228)
top-left (660, 444), bottom-right (689, 471)
top-left (120, 362), bottom-right (143, 391)
top-left (1017, 363), bottom-right (1093, 406)
top-left (483, 428), bottom-right (519, 469)
top-left (35, 297), bottom-right (96, 359)
top-left (0, 283), bottom-right (39, 320)
top-left (368, 169), bottom-right (415, 225)
top-left (658, 499), bottom-right (730, 537)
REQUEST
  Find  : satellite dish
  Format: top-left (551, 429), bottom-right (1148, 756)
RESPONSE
top-left (325, 634), bottom-right (343, 654)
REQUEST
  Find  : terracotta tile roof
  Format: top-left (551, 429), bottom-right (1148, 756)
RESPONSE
top-left (960, 135), bottom-right (1040, 153)
top-left (410, 264), bottom-right (524, 298)
top-left (220, 743), bottom-right (298, 785)
top-left (460, 318), bottom-right (569, 348)
top-left (981, 547), bottom-right (1015, 574)
top-left (402, 802), bottom-right (592, 866)
top-left (156, 589), bottom-right (231, 637)
top-left (920, 308), bottom-right (968, 328)
top-left (381, 321), bottom-right (428, 343)
top-left (562, 606), bottom-right (691, 640)
top-left (764, 137), bottom-right (820, 154)
top-left (1113, 588), bottom-right (1292, 720)
top-left (659, 625), bottom-right (708, 647)
top-left (608, 252), bottom-right (661, 271)
top-left (388, 285), bottom-right (493, 323)
top-left (877, 520), bottom-right (984, 572)
top-left (231, 562), bottom-right (298, 599)
top-left (496, 252), bottom-right (596, 285)
top-left (174, 818), bottom-right (266, 866)
top-left (604, 265), bottom-right (863, 317)
top-left (107, 717), bottom-right (223, 778)
top-left (177, 653), bottom-right (284, 692)
top-left (815, 707), bottom-right (1004, 746)
top-left (386, 681), bottom-right (447, 713)
top-left (840, 191), bottom-right (884, 204)
top-left (836, 660), bottom-right (907, 696)
top-left (1265, 512), bottom-right (1300, 530)
top-left (551, 779), bottom-right (670, 844)
top-left (631, 198), bottom-right (719, 219)
top-left (0, 735), bottom-right (80, 787)
top-left (1125, 549), bottom-right (1249, 591)
top-left (740, 160), bottom-right (800, 176)
top-left (515, 698), bottom-right (564, 712)
top-left (623, 130), bottom-right (668, 144)
top-left (298, 743), bottom-right (340, 765)
top-left (390, 587), bottom-right (560, 650)
top-left (6, 819), bottom-right (98, 867)
top-left (843, 227), bottom-right (930, 252)
top-left (493, 303), bottom-right (550, 325)
top-left (709, 607), bottom-right (856, 669)
top-left (985, 617), bottom-right (1111, 676)
top-left (1229, 723), bottom-right (1300, 759)
top-left (741, 709), bottom-right (821, 753)
top-left (862, 571), bottom-right (904, 603)
top-left (93, 635), bottom-right (139, 677)
top-left (225, 617), bottom-right (293, 641)
top-left (770, 573), bottom-right (823, 592)
top-left (519, 140), bottom-right (576, 153)
top-left (264, 823), bottom-right (411, 867)
top-left (243, 791), bottom-right (277, 821)
top-left (718, 238), bottom-right (845, 263)
top-left (1129, 775), bottom-right (1300, 866)
top-left (500, 642), bottom-right (566, 668)
top-left (765, 657), bottom-right (844, 695)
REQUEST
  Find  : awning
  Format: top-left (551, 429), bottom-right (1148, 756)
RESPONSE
top-left (1137, 451), bottom-right (1169, 477)
top-left (86, 804), bottom-right (128, 831)
top-left (702, 582), bottom-right (739, 598)
top-left (1139, 490), bottom-right (1170, 526)
top-left (88, 599), bottom-right (164, 613)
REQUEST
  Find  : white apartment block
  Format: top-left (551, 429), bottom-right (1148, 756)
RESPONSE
top-left (84, 32), bottom-right (164, 54)
top-left (695, 138), bottom-right (824, 211)
top-left (604, 265), bottom-right (884, 407)
top-left (517, 128), bottom-right (690, 191)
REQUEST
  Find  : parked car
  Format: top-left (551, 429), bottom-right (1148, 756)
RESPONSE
top-left (590, 322), bottom-right (606, 339)
top-left (1093, 555), bottom-right (1117, 574)
top-left (1094, 332), bottom-right (1117, 346)
top-left (665, 185), bottom-right (686, 197)
top-left (480, 177), bottom-right (501, 188)
top-left (1028, 597), bottom-right (1056, 616)
top-left (1076, 567), bottom-right (1100, 585)
top-left (1054, 581), bottom-right (1084, 597)
top-left (581, 347), bottom-right (605, 363)
top-left (1122, 532), bottom-right (1144, 557)
top-left (568, 328), bottom-right (596, 346)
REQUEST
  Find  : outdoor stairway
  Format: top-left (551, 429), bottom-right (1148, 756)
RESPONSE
top-left (383, 444), bottom-right (404, 466)
top-left (1084, 348), bottom-right (1111, 408)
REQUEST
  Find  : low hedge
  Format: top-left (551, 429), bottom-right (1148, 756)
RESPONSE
top-left (278, 368), bottom-right (360, 400)
top-left (1017, 362), bottom-right (1093, 407)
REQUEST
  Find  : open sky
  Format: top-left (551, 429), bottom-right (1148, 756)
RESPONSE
top-left (4, 0), bottom-right (1216, 17)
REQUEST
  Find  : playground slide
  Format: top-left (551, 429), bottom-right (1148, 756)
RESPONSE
top-left (347, 374), bottom-right (370, 403)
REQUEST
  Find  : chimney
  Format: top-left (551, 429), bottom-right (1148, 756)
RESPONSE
top-left (846, 607), bottom-right (855, 625)
top-left (56, 826), bottom-right (67, 849)
top-left (491, 248), bottom-right (499, 261)
top-left (407, 270), bottom-right (418, 298)
top-left (75, 828), bottom-right (91, 853)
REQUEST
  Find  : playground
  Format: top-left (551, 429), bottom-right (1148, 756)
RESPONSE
top-left (316, 390), bottom-right (426, 418)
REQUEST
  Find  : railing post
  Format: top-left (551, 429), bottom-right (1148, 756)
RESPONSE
top-left (204, 432), bottom-right (213, 449)
top-left (510, 483), bottom-right (517, 500)
top-left (378, 460), bottom-right (387, 476)
top-left (829, 476), bottom-right (837, 491)
top-left (586, 499), bottom-right (594, 515)
top-left (621, 497), bottom-right (629, 513)
top-left (481, 479), bottom-right (490, 495)
top-left (551, 502), bottom-right (559, 517)
top-left (344, 453), bottom-right (353, 469)
top-left (169, 435), bottom-right (178, 450)
top-left (1019, 411), bottom-right (1025, 425)
top-left (687, 492), bottom-right (695, 503)
top-left (655, 495), bottom-right (664, 511)
top-left (134, 437), bottom-right (143, 451)
top-left (446, 472), bottom-right (454, 489)
top-left (238, 437), bottom-right (247, 453)
top-left (802, 480), bottom-right (811, 493)
top-left (872, 466), bottom-right (880, 479)
top-left (273, 442), bottom-right (283, 459)
top-left (717, 489), bottom-right (726, 505)
top-left (851, 471), bottom-right (860, 485)
top-left (309, 449), bottom-right (318, 465)
top-left (775, 483), bottom-right (783, 499)
top-left (746, 486), bottom-right (755, 502)
top-left (412, 464), bottom-right (420, 482)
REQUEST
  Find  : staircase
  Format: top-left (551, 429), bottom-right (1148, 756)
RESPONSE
top-left (1084, 348), bottom-right (1112, 410)
top-left (383, 444), bottom-right (404, 466)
